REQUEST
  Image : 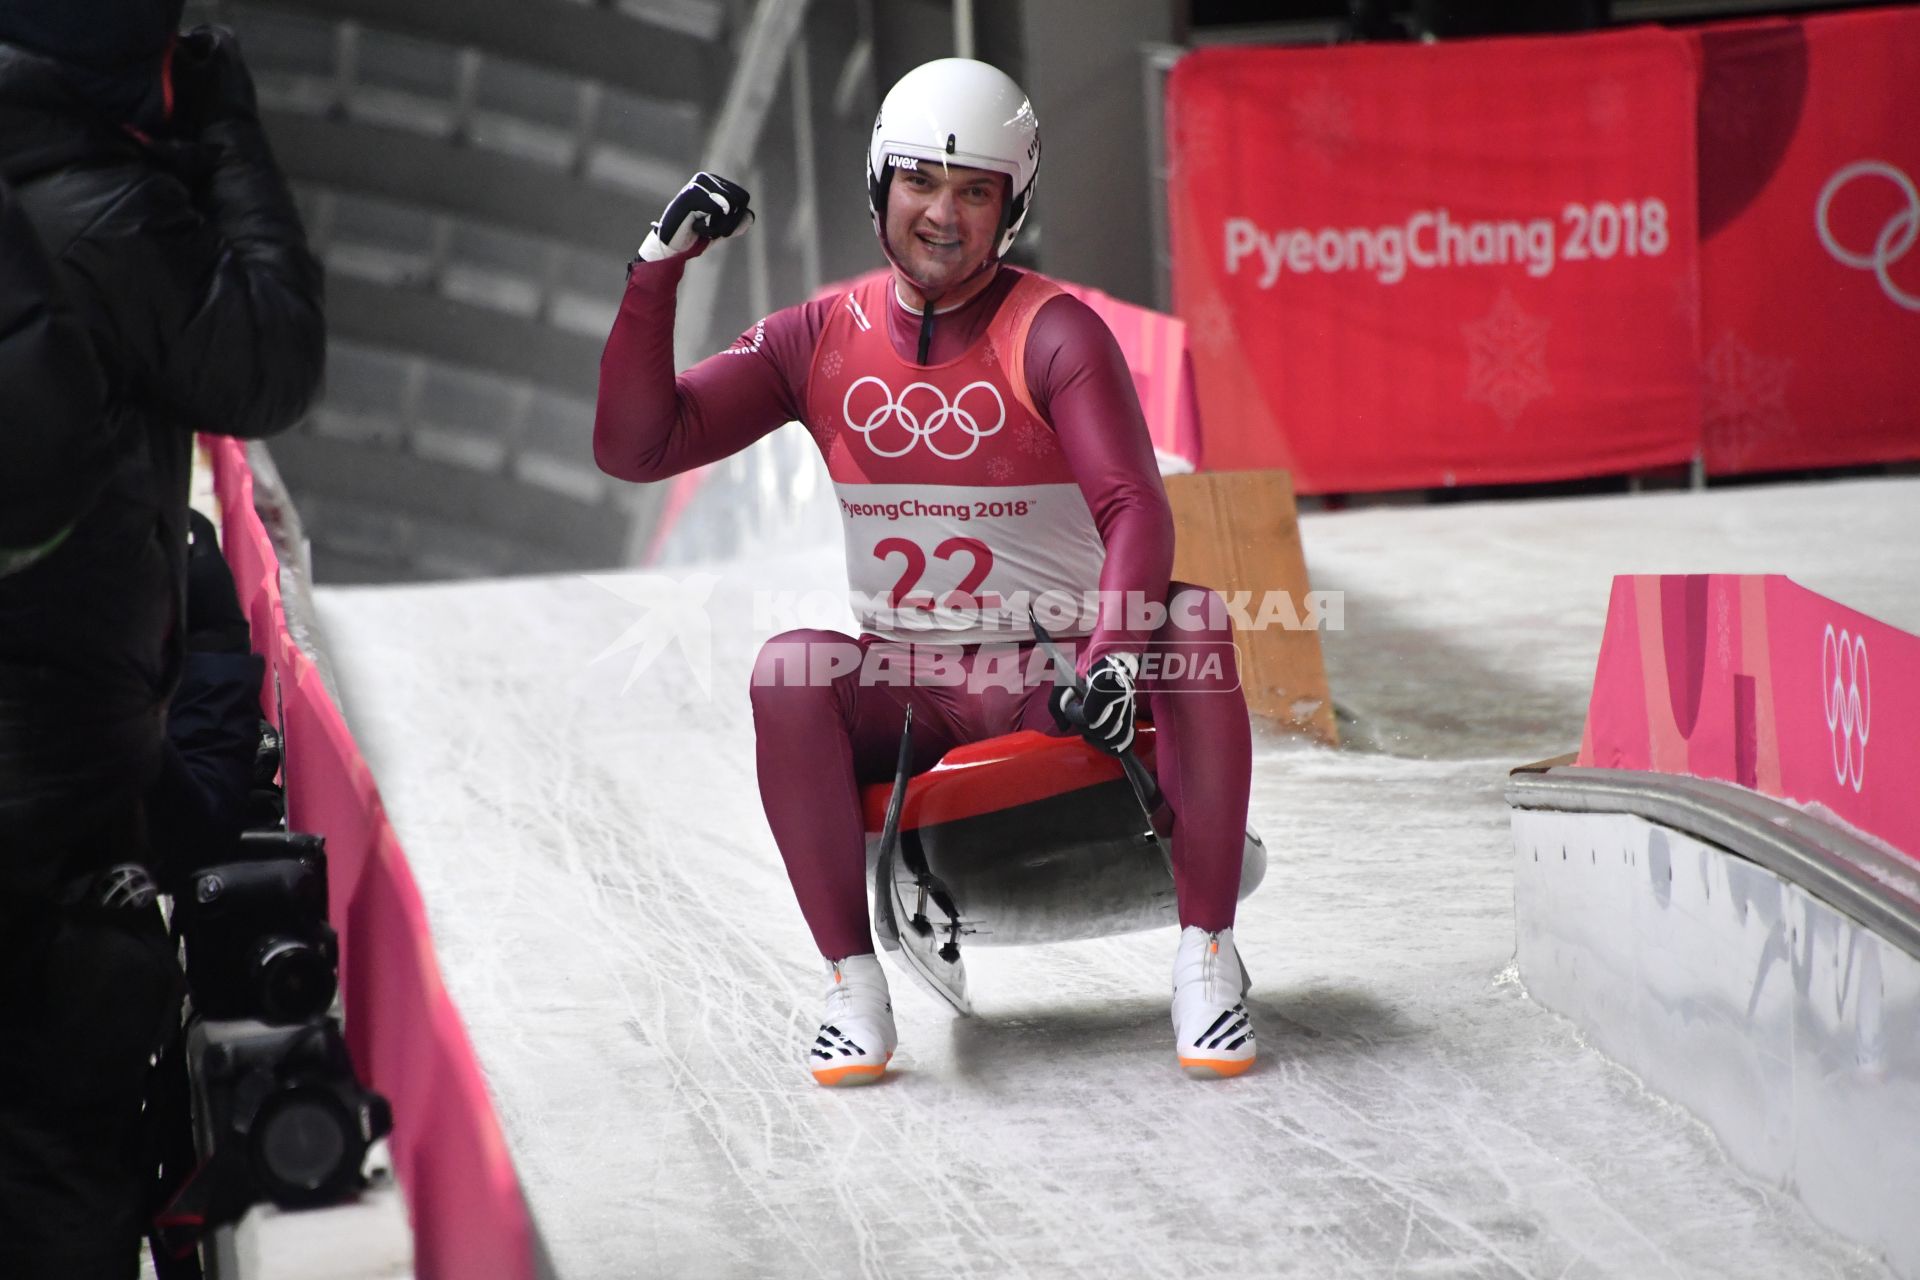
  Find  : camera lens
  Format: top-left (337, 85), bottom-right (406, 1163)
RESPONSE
top-left (251, 1087), bottom-right (354, 1206)
top-left (255, 938), bottom-right (337, 1022)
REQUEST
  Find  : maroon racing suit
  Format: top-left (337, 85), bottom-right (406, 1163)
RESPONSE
top-left (596, 257), bottom-right (1253, 959)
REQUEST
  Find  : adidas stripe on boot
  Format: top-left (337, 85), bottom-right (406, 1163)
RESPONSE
top-left (808, 953), bottom-right (896, 1087)
top-left (1171, 925), bottom-right (1256, 1078)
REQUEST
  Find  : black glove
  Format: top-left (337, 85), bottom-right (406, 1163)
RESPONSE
top-left (170, 26), bottom-right (260, 132)
top-left (1051, 652), bottom-right (1141, 755)
top-left (638, 172), bottom-right (754, 262)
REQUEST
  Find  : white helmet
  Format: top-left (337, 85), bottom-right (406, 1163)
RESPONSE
top-left (868, 58), bottom-right (1041, 263)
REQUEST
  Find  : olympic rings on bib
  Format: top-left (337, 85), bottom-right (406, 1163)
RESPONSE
top-left (843, 376), bottom-right (1007, 461)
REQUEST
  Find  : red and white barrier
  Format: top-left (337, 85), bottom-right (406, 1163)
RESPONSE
top-left (1513, 571), bottom-right (1920, 1274)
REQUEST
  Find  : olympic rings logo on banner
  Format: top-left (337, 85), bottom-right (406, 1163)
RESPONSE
top-left (843, 376), bottom-right (1006, 461)
top-left (1821, 623), bottom-right (1871, 793)
top-left (1815, 160), bottom-right (1920, 313)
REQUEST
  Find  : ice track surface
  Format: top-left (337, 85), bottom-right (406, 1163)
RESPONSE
top-left (316, 478), bottom-right (1920, 1279)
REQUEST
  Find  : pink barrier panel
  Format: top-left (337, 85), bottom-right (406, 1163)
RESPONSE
top-left (1042, 275), bottom-right (1203, 468)
top-left (278, 660), bottom-right (380, 984)
top-left (1579, 573), bottom-right (1919, 861)
top-left (209, 452), bottom-right (283, 727)
top-left (204, 438), bottom-right (537, 1280)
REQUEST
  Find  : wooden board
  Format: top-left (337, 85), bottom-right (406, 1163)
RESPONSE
top-left (1164, 470), bottom-right (1338, 745)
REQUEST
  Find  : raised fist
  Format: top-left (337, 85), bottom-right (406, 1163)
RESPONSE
top-left (638, 172), bottom-right (754, 262)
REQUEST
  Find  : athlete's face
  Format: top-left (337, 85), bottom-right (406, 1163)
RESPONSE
top-left (885, 161), bottom-right (1009, 296)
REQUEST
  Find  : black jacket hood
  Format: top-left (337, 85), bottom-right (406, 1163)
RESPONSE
top-left (0, 0), bottom-right (185, 133)
top-left (0, 45), bottom-right (149, 180)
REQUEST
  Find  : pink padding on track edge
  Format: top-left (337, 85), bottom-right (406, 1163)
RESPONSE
top-left (205, 437), bottom-right (535, 1280)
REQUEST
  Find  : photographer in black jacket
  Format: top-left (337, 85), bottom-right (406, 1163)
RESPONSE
top-left (0, 3), bottom-right (323, 1275)
top-left (0, 174), bottom-right (108, 576)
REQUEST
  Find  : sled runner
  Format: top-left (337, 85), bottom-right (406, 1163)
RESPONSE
top-left (864, 723), bottom-right (1267, 1015)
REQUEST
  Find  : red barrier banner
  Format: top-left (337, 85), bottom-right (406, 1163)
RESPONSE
top-left (1050, 275), bottom-right (1204, 470)
top-left (1696, 9), bottom-right (1920, 475)
top-left (208, 448), bottom-right (282, 727)
top-left (1168, 30), bottom-right (1701, 490)
top-left (1580, 574), bottom-right (1920, 863)
top-left (206, 438), bottom-right (537, 1280)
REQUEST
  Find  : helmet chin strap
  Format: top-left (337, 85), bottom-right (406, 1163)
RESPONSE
top-left (877, 227), bottom-right (1002, 364)
top-left (876, 187), bottom-right (1012, 363)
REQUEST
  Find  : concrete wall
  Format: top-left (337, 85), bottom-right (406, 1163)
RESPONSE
top-left (1512, 806), bottom-right (1920, 1277)
top-left (861, 0), bottom-right (1171, 305)
top-left (1017, 0), bottom-right (1176, 306)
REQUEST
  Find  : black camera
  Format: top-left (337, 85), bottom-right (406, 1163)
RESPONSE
top-left (160, 1016), bottom-right (394, 1241)
top-left (197, 1018), bottom-right (392, 1210)
top-left (178, 831), bottom-right (338, 1023)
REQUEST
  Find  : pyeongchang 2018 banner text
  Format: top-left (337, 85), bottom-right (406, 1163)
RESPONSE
top-left (1168, 30), bottom-right (1701, 491)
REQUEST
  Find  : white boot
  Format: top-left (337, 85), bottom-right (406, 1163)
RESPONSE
top-left (808, 953), bottom-right (896, 1087)
top-left (1171, 925), bottom-right (1256, 1078)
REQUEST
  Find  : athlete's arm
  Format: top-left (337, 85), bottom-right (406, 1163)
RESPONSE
top-left (594, 172), bottom-right (809, 482)
top-left (1025, 294), bottom-right (1176, 666)
top-left (593, 255), bottom-right (810, 482)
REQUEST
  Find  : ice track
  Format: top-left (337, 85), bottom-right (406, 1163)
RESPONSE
top-left (315, 477), bottom-right (1920, 1279)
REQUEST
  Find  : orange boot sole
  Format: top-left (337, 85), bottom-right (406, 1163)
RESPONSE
top-left (1179, 1054), bottom-right (1255, 1079)
top-left (811, 1054), bottom-right (893, 1087)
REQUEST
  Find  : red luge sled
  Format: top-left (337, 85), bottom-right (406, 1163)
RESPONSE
top-left (860, 725), bottom-right (1266, 950)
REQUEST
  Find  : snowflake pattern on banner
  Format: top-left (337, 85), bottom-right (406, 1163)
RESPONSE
top-left (820, 349), bottom-right (844, 379)
top-left (1014, 419), bottom-right (1056, 457)
top-left (1586, 79), bottom-right (1629, 131)
top-left (1703, 332), bottom-right (1794, 467)
top-left (812, 411), bottom-right (839, 454)
top-left (1463, 290), bottom-right (1554, 427)
top-left (982, 342), bottom-right (999, 367)
top-left (986, 456), bottom-right (1015, 483)
top-left (1290, 78), bottom-right (1357, 170)
top-left (1188, 294), bottom-right (1237, 357)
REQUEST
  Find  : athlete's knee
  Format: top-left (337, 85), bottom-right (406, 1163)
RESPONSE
top-left (750, 630), bottom-right (862, 710)
top-left (1146, 584), bottom-right (1240, 693)
top-left (1162, 582), bottom-right (1233, 641)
